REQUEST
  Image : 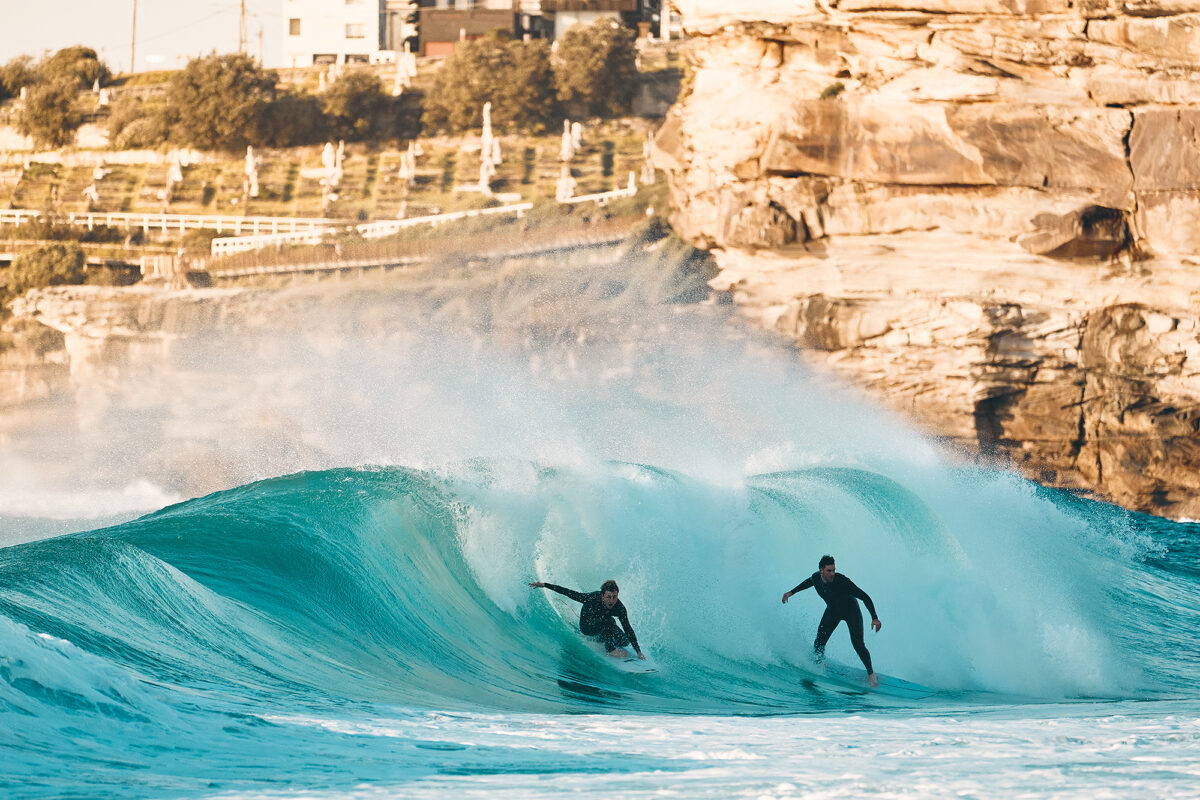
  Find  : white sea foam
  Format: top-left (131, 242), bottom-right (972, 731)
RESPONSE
top-left (0, 477), bottom-right (178, 520)
top-left (201, 703), bottom-right (1200, 800)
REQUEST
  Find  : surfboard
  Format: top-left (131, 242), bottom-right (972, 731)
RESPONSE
top-left (821, 660), bottom-right (935, 699)
top-left (584, 639), bottom-right (658, 673)
top-left (550, 594), bottom-right (658, 674)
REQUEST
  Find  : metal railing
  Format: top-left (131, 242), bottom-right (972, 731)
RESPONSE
top-left (208, 202), bottom-right (534, 257)
top-left (0, 187), bottom-right (633, 262)
top-left (209, 228), bottom-right (333, 257)
top-left (0, 208), bottom-right (334, 236)
top-left (354, 202), bottom-right (533, 239)
top-left (560, 184), bottom-right (639, 206)
top-left (205, 215), bottom-right (640, 279)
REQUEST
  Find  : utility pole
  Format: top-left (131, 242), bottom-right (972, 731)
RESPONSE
top-left (239, 0), bottom-right (248, 54)
top-left (130, 0), bottom-right (138, 73)
top-left (257, 24), bottom-right (264, 64)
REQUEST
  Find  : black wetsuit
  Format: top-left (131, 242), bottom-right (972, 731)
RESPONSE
top-left (789, 572), bottom-right (878, 673)
top-left (541, 584), bottom-right (640, 654)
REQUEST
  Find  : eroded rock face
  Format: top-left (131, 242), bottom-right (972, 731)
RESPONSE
top-left (658, 1), bottom-right (1200, 516)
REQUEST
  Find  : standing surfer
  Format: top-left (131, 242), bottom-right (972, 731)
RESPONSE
top-left (529, 579), bottom-right (645, 660)
top-left (782, 555), bottom-right (881, 687)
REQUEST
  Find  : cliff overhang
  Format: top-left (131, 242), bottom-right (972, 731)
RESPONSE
top-left (658, 0), bottom-right (1200, 516)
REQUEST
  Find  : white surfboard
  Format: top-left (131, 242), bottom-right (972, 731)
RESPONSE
top-left (550, 594), bottom-right (658, 674)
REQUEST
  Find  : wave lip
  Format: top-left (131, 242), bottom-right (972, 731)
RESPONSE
top-left (2, 462), bottom-right (1195, 720)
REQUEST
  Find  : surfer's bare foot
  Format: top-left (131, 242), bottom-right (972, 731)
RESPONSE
top-left (609, 648), bottom-right (629, 658)
top-left (867, 673), bottom-right (879, 688)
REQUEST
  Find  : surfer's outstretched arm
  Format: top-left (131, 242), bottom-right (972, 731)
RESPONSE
top-left (528, 582), bottom-right (588, 603)
top-left (782, 576), bottom-right (815, 604)
top-left (616, 608), bottom-right (644, 659)
top-left (845, 577), bottom-right (881, 630)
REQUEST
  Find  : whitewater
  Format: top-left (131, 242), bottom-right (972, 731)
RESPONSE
top-left (2, 241), bottom-right (1199, 799)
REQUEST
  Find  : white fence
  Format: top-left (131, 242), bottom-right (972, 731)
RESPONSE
top-left (209, 228), bottom-right (333, 257)
top-left (209, 202), bottom-right (534, 257)
top-left (353, 202), bottom-right (533, 239)
top-left (0, 208), bottom-right (333, 236)
top-left (0, 183), bottom-right (634, 261)
top-left (560, 184), bottom-right (638, 206)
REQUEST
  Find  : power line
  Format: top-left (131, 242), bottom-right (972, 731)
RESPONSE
top-left (239, 0), bottom-right (247, 54)
top-left (130, 0), bottom-right (137, 74)
top-left (98, 6), bottom-right (238, 61)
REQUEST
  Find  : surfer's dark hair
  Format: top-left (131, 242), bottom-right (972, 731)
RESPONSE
top-left (600, 580), bottom-right (619, 594)
top-left (818, 555), bottom-right (835, 569)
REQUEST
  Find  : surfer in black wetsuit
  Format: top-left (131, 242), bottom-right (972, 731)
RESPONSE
top-left (528, 579), bottom-right (645, 660)
top-left (782, 555), bottom-right (882, 688)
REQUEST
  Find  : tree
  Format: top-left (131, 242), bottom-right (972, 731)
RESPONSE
top-left (165, 53), bottom-right (275, 151)
top-left (5, 243), bottom-right (87, 301)
top-left (17, 81), bottom-right (82, 150)
top-left (107, 95), bottom-right (170, 149)
top-left (500, 40), bottom-right (557, 132)
top-left (113, 114), bottom-right (171, 150)
top-left (554, 18), bottom-right (638, 119)
top-left (320, 70), bottom-right (393, 141)
top-left (423, 33), bottom-right (556, 133)
top-left (260, 90), bottom-right (327, 147)
top-left (39, 46), bottom-right (111, 89)
top-left (0, 55), bottom-right (37, 102)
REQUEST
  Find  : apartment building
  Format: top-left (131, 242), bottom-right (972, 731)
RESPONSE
top-left (282, 0), bottom-right (419, 67)
top-left (281, 0), bottom-right (660, 65)
top-left (416, 0), bottom-right (657, 57)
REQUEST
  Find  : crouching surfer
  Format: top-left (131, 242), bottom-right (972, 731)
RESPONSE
top-left (529, 579), bottom-right (645, 660)
top-left (782, 555), bottom-right (882, 688)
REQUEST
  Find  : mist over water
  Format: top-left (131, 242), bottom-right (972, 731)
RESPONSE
top-left (6, 240), bottom-right (926, 510)
top-left (2, 241), bottom-right (1199, 798)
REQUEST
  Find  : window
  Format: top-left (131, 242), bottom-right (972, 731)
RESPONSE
top-left (345, 23), bottom-right (366, 38)
top-left (288, 18), bottom-right (301, 36)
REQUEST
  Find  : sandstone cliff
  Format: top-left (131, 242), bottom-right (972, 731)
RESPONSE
top-left (657, 0), bottom-right (1200, 517)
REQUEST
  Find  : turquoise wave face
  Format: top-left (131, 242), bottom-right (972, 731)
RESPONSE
top-left (2, 462), bottom-right (1198, 724)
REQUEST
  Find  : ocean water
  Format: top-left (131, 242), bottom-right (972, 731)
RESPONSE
top-left (2, 258), bottom-right (1199, 798)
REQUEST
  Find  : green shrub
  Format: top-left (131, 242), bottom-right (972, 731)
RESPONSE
top-left (554, 19), bottom-right (638, 119)
top-left (106, 95), bottom-right (170, 148)
top-left (10, 218), bottom-right (123, 243)
top-left (423, 33), bottom-right (556, 133)
top-left (40, 46), bottom-right (111, 89)
top-left (166, 53), bottom-right (275, 151)
top-left (260, 90), bottom-right (326, 147)
top-left (17, 81), bottom-right (82, 149)
top-left (114, 115), bottom-right (170, 149)
top-left (86, 264), bottom-right (139, 287)
top-left (0, 55), bottom-right (37, 102)
top-left (321, 70), bottom-right (394, 141)
top-left (181, 229), bottom-right (220, 255)
top-left (6, 243), bottom-right (87, 300)
top-left (11, 218), bottom-right (75, 241)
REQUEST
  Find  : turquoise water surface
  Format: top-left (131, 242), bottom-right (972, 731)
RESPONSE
top-left (2, 260), bottom-right (1198, 798)
top-left (3, 460), bottom-right (1198, 798)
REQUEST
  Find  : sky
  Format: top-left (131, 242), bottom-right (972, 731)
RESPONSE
top-left (0, 0), bottom-right (283, 73)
